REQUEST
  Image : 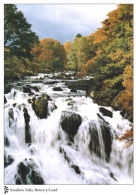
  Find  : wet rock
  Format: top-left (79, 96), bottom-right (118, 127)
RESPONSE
top-left (99, 107), bottom-right (113, 118)
top-left (67, 101), bottom-right (76, 107)
top-left (45, 81), bottom-right (59, 84)
top-left (71, 164), bottom-right (80, 174)
top-left (53, 87), bottom-right (63, 91)
top-left (4, 155), bottom-right (14, 168)
top-left (101, 123), bottom-right (113, 161)
top-left (13, 103), bottom-right (17, 107)
top-left (30, 86), bottom-right (39, 92)
top-left (110, 172), bottom-right (118, 182)
top-left (4, 136), bottom-right (9, 146)
top-left (4, 84), bottom-right (11, 94)
top-left (23, 87), bottom-right (31, 93)
top-left (27, 98), bottom-right (32, 104)
top-left (28, 92), bottom-right (35, 96)
top-left (59, 147), bottom-right (71, 163)
top-left (11, 75), bottom-right (21, 81)
top-left (16, 83), bottom-right (22, 86)
top-left (8, 108), bottom-right (14, 120)
top-left (4, 96), bottom-right (7, 103)
top-left (60, 111), bottom-right (82, 140)
top-left (23, 107), bottom-right (31, 143)
top-left (15, 159), bottom-right (44, 184)
top-left (89, 117), bottom-right (113, 161)
top-left (70, 88), bottom-right (77, 93)
top-left (89, 121), bottom-right (101, 158)
top-left (65, 80), bottom-right (89, 91)
top-left (97, 113), bottom-right (110, 126)
top-left (32, 95), bottom-right (49, 119)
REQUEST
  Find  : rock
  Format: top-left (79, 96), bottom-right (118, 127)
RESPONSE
top-left (110, 172), bottom-right (118, 182)
top-left (4, 84), bottom-right (11, 94)
top-left (32, 80), bottom-right (41, 83)
top-left (99, 107), bottom-right (113, 118)
top-left (11, 75), bottom-right (21, 81)
top-left (65, 79), bottom-right (90, 91)
top-left (97, 113), bottom-right (110, 126)
top-left (30, 86), bottom-right (39, 92)
top-left (23, 87), bottom-right (31, 93)
top-left (27, 98), bottom-right (32, 104)
top-left (45, 81), bottom-right (59, 84)
top-left (89, 120), bottom-right (101, 158)
top-left (16, 83), bottom-right (22, 86)
top-left (13, 103), bottom-right (17, 107)
top-left (53, 87), bottom-right (63, 91)
top-left (4, 96), bottom-right (7, 103)
top-left (28, 92), bottom-right (35, 96)
top-left (71, 164), bottom-right (80, 174)
top-left (4, 136), bottom-right (9, 146)
top-left (60, 111), bottom-right (82, 140)
top-left (15, 159), bottom-right (44, 184)
top-left (32, 95), bottom-right (49, 119)
top-left (70, 88), bottom-right (77, 93)
top-left (4, 155), bottom-right (14, 168)
top-left (67, 101), bottom-right (76, 106)
top-left (89, 117), bottom-right (113, 161)
top-left (23, 107), bottom-right (31, 143)
top-left (8, 108), bottom-right (14, 120)
top-left (100, 120), bottom-right (113, 161)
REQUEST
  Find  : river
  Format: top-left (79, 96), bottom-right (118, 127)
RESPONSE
top-left (4, 72), bottom-right (133, 184)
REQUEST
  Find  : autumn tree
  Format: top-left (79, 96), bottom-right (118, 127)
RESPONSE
top-left (32, 38), bottom-right (66, 72)
top-left (85, 4), bottom-right (133, 121)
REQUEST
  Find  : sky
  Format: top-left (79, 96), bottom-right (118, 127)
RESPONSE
top-left (16, 4), bottom-right (118, 44)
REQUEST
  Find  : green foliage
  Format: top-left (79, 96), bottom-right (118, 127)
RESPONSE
top-left (66, 36), bottom-right (96, 71)
top-left (4, 4), bottom-right (39, 61)
top-left (76, 33), bottom-right (82, 38)
top-left (86, 4), bottom-right (133, 120)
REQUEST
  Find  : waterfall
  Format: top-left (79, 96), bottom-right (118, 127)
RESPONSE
top-left (4, 73), bottom-right (133, 185)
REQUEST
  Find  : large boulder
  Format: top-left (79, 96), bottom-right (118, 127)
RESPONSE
top-left (32, 95), bottom-right (50, 119)
top-left (15, 159), bottom-right (44, 184)
top-left (89, 121), bottom-right (101, 158)
top-left (89, 116), bottom-right (113, 161)
top-left (60, 111), bottom-right (82, 140)
top-left (23, 107), bottom-right (31, 144)
top-left (100, 121), bottom-right (113, 161)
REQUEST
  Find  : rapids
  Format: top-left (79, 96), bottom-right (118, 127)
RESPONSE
top-left (4, 72), bottom-right (133, 185)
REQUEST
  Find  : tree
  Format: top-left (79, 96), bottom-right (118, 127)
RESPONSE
top-left (4, 4), bottom-right (39, 61)
top-left (32, 38), bottom-right (66, 72)
top-left (85, 4), bottom-right (133, 120)
top-left (76, 33), bottom-right (82, 38)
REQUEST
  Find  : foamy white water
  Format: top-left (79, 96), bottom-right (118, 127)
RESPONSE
top-left (4, 73), bottom-right (133, 185)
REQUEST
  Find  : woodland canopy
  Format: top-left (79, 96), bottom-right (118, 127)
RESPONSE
top-left (4, 4), bottom-right (133, 121)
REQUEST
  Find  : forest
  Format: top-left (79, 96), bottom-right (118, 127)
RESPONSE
top-left (4, 4), bottom-right (133, 122)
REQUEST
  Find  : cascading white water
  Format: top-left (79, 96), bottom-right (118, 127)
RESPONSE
top-left (4, 73), bottom-right (133, 185)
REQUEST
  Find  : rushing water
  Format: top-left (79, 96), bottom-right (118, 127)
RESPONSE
top-left (4, 73), bottom-right (133, 185)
